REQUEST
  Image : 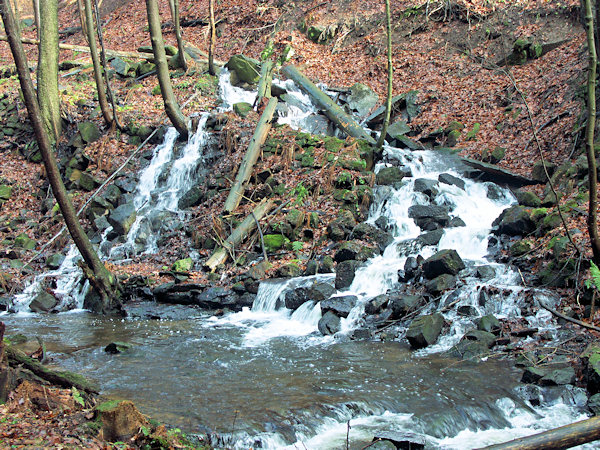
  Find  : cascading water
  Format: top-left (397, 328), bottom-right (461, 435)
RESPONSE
top-left (3, 69), bottom-right (594, 449)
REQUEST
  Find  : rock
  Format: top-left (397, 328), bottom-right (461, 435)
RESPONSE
top-left (318, 310), bottom-right (341, 335)
top-left (462, 157), bottom-right (535, 186)
top-left (78, 172), bottom-right (100, 192)
top-left (531, 160), bottom-right (556, 183)
top-left (492, 205), bottom-right (536, 236)
top-left (406, 313), bottom-right (444, 349)
top-left (386, 120), bottom-right (411, 140)
top-left (275, 263), bottom-right (301, 278)
top-left (475, 265), bottom-right (496, 280)
top-left (416, 229), bottom-right (444, 247)
top-left (286, 209), bottom-right (305, 228)
top-left (389, 294), bottom-right (422, 318)
top-left (372, 431), bottom-right (426, 450)
top-left (197, 287), bottom-right (237, 309)
top-left (509, 239), bottom-right (533, 257)
top-left (308, 282), bottom-right (335, 302)
top-left (104, 342), bottom-right (133, 354)
top-left (46, 253), bottom-right (65, 270)
top-left (414, 178), bottom-right (439, 199)
top-left (107, 203), bottom-right (137, 236)
top-left (263, 234), bottom-right (286, 252)
top-left (408, 205), bottom-right (450, 230)
top-left (515, 190), bottom-right (541, 207)
top-left (588, 393), bottom-right (600, 415)
top-left (463, 329), bottom-right (496, 348)
top-left (171, 257), bottom-right (193, 272)
top-left (438, 173), bottom-right (465, 190)
top-left (285, 287), bottom-right (310, 311)
top-left (346, 83), bottom-right (378, 118)
top-left (422, 249), bottom-right (465, 279)
top-left (353, 222), bottom-right (394, 251)
top-left (425, 274), bottom-right (457, 296)
top-left (319, 256), bottom-right (335, 273)
top-left (0, 185), bottom-right (12, 202)
top-left (334, 241), bottom-right (362, 262)
top-left (401, 256), bottom-right (421, 281)
top-left (321, 295), bottom-right (357, 318)
top-left (327, 210), bottom-right (356, 241)
top-left (101, 185), bottom-right (122, 207)
top-left (364, 294), bottom-right (388, 315)
top-left (582, 344), bottom-right (600, 395)
top-left (178, 185), bottom-right (205, 209)
top-left (77, 121), bottom-right (100, 144)
top-left (96, 400), bottom-right (149, 442)
top-left (522, 366), bottom-right (576, 386)
top-left (448, 217), bottom-right (466, 228)
top-left (477, 314), bottom-right (501, 334)
top-left (233, 102), bottom-right (253, 118)
top-left (14, 233), bottom-right (36, 250)
top-left (110, 57), bottom-right (132, 76)
top-left (29, 290), bottom-right (58, 312)
top-left (376, 166), bottom-right (405, 185)
top-left (226, 54), bottom-right (260, 84)
top-left (335, 260), bottom-right (360, 289)
top-left (306, 25), bottom-right (332, 44)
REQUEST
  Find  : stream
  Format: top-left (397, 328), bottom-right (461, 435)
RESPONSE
top-left (2, 70), bottom-right (594, 448)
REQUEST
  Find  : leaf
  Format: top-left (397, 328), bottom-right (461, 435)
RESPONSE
top-left (591, 261), bottom-right (600, 291)
top-left (71, 387), bottom-right (84, 407)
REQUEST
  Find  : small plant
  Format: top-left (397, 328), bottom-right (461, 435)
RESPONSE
top-left (291, 241), bottom-right (303, 252)
top-left (71, 387), bottom-right (85, 407)
top-left (291, 182), bottom-right (309, 205)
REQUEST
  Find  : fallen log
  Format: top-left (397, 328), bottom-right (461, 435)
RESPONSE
top-left (0, 34), bottom-right (167, 61)
top-left (5, 346), bottom-right (98, 393)
top-left (205, 198), bottom-right (275, 271)
top-left (281, 64), bottom-right (376, 145)
top-left (254, 59), bottom-right (273, 108)
top-left (461, 157), bottom-right (536, 186)
top-left (479, 416), bottom-right (600, 449)
top-left (223, 96), bottom-right (278, 213)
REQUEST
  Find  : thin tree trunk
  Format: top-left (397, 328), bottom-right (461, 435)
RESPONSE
top-left (93, 0), bottom-right (121, 130)
top-left (77, 0), bottom-right (87, 43)
top-left (208, 0), bottom-right (216, 76)
top-left (168, 0), bottom-right (186, 70)
top-left (205, 199), bottom-right (275, 271)
top-left (0, 0), bottom-right (123, 316)
top-left (146, 0), bottom-right (188, 138)
top-left (32, 0), bottom-right (40, 39)
top-left (282, 65), bottom-right (376, 145)
top-left (37, 0), bottom-right (61, 143)
top-left (377, 0), bottom-right (393, 150)
top-left (223, 97), bottom-right (278, 213)
top-left (83, 0), bottom-right (112, 126)
top-left (585, 0), bottom-right (600, 265)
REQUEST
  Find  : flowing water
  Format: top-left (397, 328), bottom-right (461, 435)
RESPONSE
top-left (3, 70), bottom-right (594, 448)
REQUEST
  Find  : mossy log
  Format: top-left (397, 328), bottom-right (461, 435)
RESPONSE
top-left (480, 416), bottom-right (600, 449)
top-left (223, 97), bottom-right (278, 213)
top-left (5, 346), bottom-right (98, 393)
top-left (255, 59), bottom-right (273, 108)
top-left (205, 198), bottom-right (275, 271)
top-left (281, 65), bottom-right (376, 145)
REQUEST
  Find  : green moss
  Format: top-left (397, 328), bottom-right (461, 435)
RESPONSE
top-left (465, 123), bottom-right (480, 141)
top-left (152, 85), bottom-right (161, 96)
top-left (96, 399), bottom-right (122, 413)
top-left (323, 136), bottom-right (344, 152)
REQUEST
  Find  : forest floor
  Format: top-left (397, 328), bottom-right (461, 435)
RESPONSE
top-left (0, 0), bottom-right (597, 447)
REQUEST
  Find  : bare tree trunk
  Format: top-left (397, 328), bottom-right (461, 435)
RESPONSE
top-left (585, 0), bottom-right (600, 265)
top-left (208, 0), bottom-right (216, 76)
top-left (32, 0), bottom-right (40, 39)
top-left (83, 0), bottom-right (113, 126)
top-left (146, 0), bottom-right (188, 138)
top-left (93, 0), bottom-right (121, 130)
top-left (168, 0), bottom-right (186, 70)
top-left (37, 0), bottom-right (61, 143)
top-left (77, 0), bottom-right (87, 43)
top-left (0, 0), bottom-right (123, 315)
top-left (376, 0), bottom-right (393, 150)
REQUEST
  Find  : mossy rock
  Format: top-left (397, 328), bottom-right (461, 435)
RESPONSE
top-left (171, 257), bottom-right (193, 272)
top-left (306, 25), bottom-right (330, 44)
top-left (164, 45), bottom-right (178, 56)
top-left (263, 234), bottom-right (286, 252)
top-left (465, 123), bottom-right (480, 141)
top-left (446, 129), bottom-right (461, 147)
top-left (0, 184), bottom-right (12, 202)
top-left (14, 233), bottom-right (35, 250)
top-left (301, 155), bottom-right (315, 167)
top-left (286, 209), bottom-right (305, 228)
top-left (226, 54), bottom-right (260, 84)
top-left (444, 121), bottom-right (464, 133)
top-left (323, 136), bottom-right (344, 152)
top-left (340, 158), bottom-right (367, 171)
top-left (152, 85), bottom-right (161, 96)
top-left (233, 102), bottom-right (253, 118)
top-left (509, 239), bottom-right (533, 257)
top-left (78, 121), bottom-right (100, 144)
top-left (96, 400), bottom-right (148, 442)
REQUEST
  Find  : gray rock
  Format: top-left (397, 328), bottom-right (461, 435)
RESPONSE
top-left (226, 54), bottom-right (260, 84)
top-left (477, 314), bottom-right (501, 334)
top-left (475, 265), bottom-right (496, 280)
top-left (422, 249), bottom-right (465, 279)
top-left (308, 282), bottom-right (335, 302)
top-left (334, 241), bottom-right (362, 263)
top-left (414, 178), bottom-right (439, 199)
top-left (588, 393), bottom-right (600, 416)
top-left (233, 102), bottom-right (253, 118)
top-left (492, 205), bottom-right (536, 236)
top-left (389, 294), bottom-right (422, 318)
top-left (364, 294), bottom-right (388, 315)
top-left (416, 229), bottom-right (444, 247)
top-left (425, 274), bottom-right (457, 296)
top-left (178, 185), bottom-right (205, 209)
top-left (321, 295), bottom-right (357, 318)
top-left (78, 121), bottom-right (100, 143)
top-left (372, 431), bottom-right (425, 450)
top-left (386, 120), bottom-right (411, 140)
top-left (318, 310), bottom-right (341, 335)
top-left (285, 287), bottom-right (310, 311)
top-left (438, 173), bottom-right (465, 190)
top-left (101, 184), bottom-right (122, 207)
top-left (406, 313), bottom-right (444, 349)
top-left (515, 190), bottom-right (541, 207)
top-left (531, 160), bottom-right (556, 183)
top-left (376, 166), bottom-right (405, 185)
top-left (408, 204), bottom-right (450, 230)
top-left (46, 253), bottom-right (65, 270)
top-left (108, 203), bottom-right (137, 236)
top-left (29, 290), bottom-right (58, 312)
top-left (347, 83), bottom-right (378, 118)
top-left (448, 217), bottom-right (466, 228)
top-left (335, 260), bottom-right (360, 289)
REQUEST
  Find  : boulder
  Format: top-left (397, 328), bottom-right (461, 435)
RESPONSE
top-left (107, 203), bottom-right (137, 236)
top-left (389, 294), bottom-right (422, 318)
top-left (376, 166), bottom-right (405, 185)
top-left (531, 160), bottom-right (556, 183)
top-left (263, 234), bottom-right (286, 252)
top-left (101, 185), bottom-right (122, 207)
top-left (0, 184), bottom-right (12, 202)
top-left (275, 263), bottom-right (302, 278)
top-left (335, 260), bottom-right (360, 289)
top-left (364, 294), bottom-right (389, 315)
top-left (515, 190), bottom-right (541, 207)
top-left (401, 256), bottom-right (421, 281)
top-left (29, 290), bottom-right (58, 312)
top-left (308, 282), bottom-right (335, 302)
top-left (14, 233), bottom-right (36, 250)
top-left (408, 204), bottom-right (450, 230)
top-left (226, 54), bottom-right (260, 84)
top-left (334, 241), bottom-right (362, 263)
top-left (477, 314), bottom-right (501, 334)
top-left (521, 366), bottom-right (576, 386)
top-left (233, 102), bottom-right (253, 118)
top-left (414, 178), bottom-right (439, 199)
top-left (178, 185), bottom-right (205, 209)
top-left (46, 253), bottom-right (65, 270)
top-left (372, 431), bottom-right (426, 450)
top-left (438, 173), bottom-right (465, 190)
top-left (78, 172), bottom-right (101, 192)
top-left (386, 120), bottom-right (411, 140)
top-left (77, 121), bottom-right (100, 144)
top-left (171, 257), bottom-right (193, 272)
top-left (347, 83), bottom-right (378, 118)
top-left (406, 313), bottom-right (444, 349)
top-left (104, 342), bottom-right (133, 354)
top-left (353, 222), bottom-right (394, 251)
top-left (110, 57), bottom-right (132, 76)
top-left (96, 400), bottom-right (148, 443)
top-left (416, 229), bottom-right (444, 247)
top-left (320, 295), bottom-right (357, 318)
top-left (285, 287), bottom-right (310, 311)
top-left (588, 393), bottom-right (600, 416)
top-left (492, 205), bottom-right (536, 236)
top-left (422, 249), bottom-right (465, 279)
top-left (425, 274), bottom-right (457, 296)
top-left (318, 310), bottom-right (341, 335)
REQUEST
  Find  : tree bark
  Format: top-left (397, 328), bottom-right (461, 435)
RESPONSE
top-left (168, 0), bottom-right (186, 70)
top-left (376, 0), bottom-right (393, 150)
top-left (0, 0), bottom-right (123, 316)
top-left (223, 97), bottom-right (278, 213)
top-left (145, 0), bottom-right (188, 139)
top-left (77, 0), bottom-right (87, 42)
top-left (208, 0), bottom-right (216, 75)
top-left (32, 0), bottom-right (40, 38)
top-left (479, 416), bottom-right (600, 449)
top-left (254, 59), bottom-right (273, 108)
top-left (585, 0), bottom-right (600, 265)
top-left (282, 65), bottom-right (376, 145)
top-left (83, 0), bottom-right (113, 126)
top-left (205, 199), bottom-right (275, 271)
top-left (37, 0), bottom-right (61, 143)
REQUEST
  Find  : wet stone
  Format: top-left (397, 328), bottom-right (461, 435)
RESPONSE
top-left (318, 310), bottom-right (341, 335)
top-left (320, 295), bottom-right (357, 318)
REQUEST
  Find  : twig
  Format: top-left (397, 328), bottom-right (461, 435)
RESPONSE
top-left (252, 211), bottom-right (268, 262)
top-left (523, 112), bottom-right (569, 152)
top-left (346, 420), bottom-right (351, 450)
top-left (538, 299), bottom-right (600, 332)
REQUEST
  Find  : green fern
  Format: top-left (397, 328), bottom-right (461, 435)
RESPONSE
top-left (591, 261), bottom-right (600, 290)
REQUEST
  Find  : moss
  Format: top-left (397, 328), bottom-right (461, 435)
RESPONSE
top-left (96, 399), bottom-right (122, 413)
top-left (152, 85), bottom-right (161, 96)
top-left (323, 136), bottom-right (344, 152)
